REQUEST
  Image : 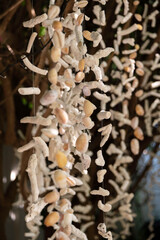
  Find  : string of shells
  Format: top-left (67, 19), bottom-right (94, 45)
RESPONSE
top-left (17, 0), bottom-right (114, 239)
top-left (15, 0), bottom-right (160, 239)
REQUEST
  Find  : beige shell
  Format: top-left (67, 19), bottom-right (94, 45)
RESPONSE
top-left (48, 5), bottom-right (60, 19)
top-left (134, 127), bottom-right (144, 141)
top-left (53, 21), bottom-right (63, 31)
top-left (59, 198), bottom-right (71, 212)
top-left (76, 13), bottom-right (84, 25)
top-left (75, 0), bottom-right (88, 8)
top-left (51, 47), bottom-right (61, 63)
top-left (55, 151), bottom-right (67, 168)
top-left (75, 71), bottom-right (85, 83)
top-left (136, 68), bottom-right (144, 76)
top-left (55, 108), bottom-right (68, 124)
top-left (44, 190), bottom-right (60, 203)
top-left (61, 46), bottom-right (69, 55)
top-left (135, 104), bottom-right (144, 116)
top-left (65, 80), bottom-right (74, 88)
top-left (44, 211), bottom-right (60, 227)
top-left (130, 138), bottom-right (139, 155)
top-left (136, 61), bottom-right (144, 68)
top-left (124, 66), bottom-right (131, 73)
top-left (135, 89), bottom-right (143, 97)
top-left (135, 13), bottom-right (142, 22)
top-left (48, 68), bottom-right (57, 85)
top-left (137, 24), bottom-right (143, 31)
top-left (131, 116), bottom-right (139, 129)
top-left (129, 52), bottom-right (137, 59)
top-left (76, 133), bottom-right (88, 153)
top-left (83, 30), bottom-right (93, 41)
top-left (132, 78), bottom-right (139, 89)
top-left (133, 1), bottom-right (140, 6)
top-left (64, 69), bottom-right (72, 79)
top-left (53, 170), bottom-right (67, 188)
top-left (52, 30), bottom-right (65, 49)
top-left (78, 59), bottom-right (85, 72)
top-left (84, 100), bottom-right (96, 117)
top-left (82, 117), bottom-right (94, 129)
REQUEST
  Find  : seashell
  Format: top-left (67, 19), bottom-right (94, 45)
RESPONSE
top-left (82, 117), bottom-right (94, 129)
top-left (78, 59), bottom-right (85, 72)
top-left (132, 78), bottom-right (139, 89)
top-left (133, 1), bottom-right (140, 6)
top-left (62, 46), bottom-right (69, 55)
top-left (40, 90), bottom-right (58, 106)
top-left (130, 138), bottom-right (139, 155)
top-left (48, 5), bottom-right (60, 19)
top-left (135, 13), bottom-right (142, 22)
top-left (82, 86), bottom-right (91, 96)
top-left (135, 104), bottom-right (144, 116)
top-left (53, 170), bottom-right (67, 188)
top-left (136, 68), bottom-right (144, 76)
top-left (83, 30), bottom-right (93, 41)
top-left (134, 127), bottom-right (144, 141)
top-left (135, 89), bottom-right (143, 97)
top-left (137, 24), bottom-right (143, 31)
top-left (44, 190), bottom-right (60, 203)
top-left (66, 176), bottom-right (76, 186)
top-left (59, 127), bottom-right (65, 135)
top-left (64, 69), bottom-right (72, 79)
top-left (53, 21), bottom-right (63, 31)
top-left (55, 108), bottom-right (68, 124)
top-left (124, 66), bottom-right (131, 73)
top-left (41, 128), bottom-right (58, 138)
top-left (83, 100), bottom-right (96, 117)
top-left (55, 151), bottom-right (67, 168)
top-left (65, 80), bottom-right (74, 88)
top-left (136, 61), bottom-right (144, 68)
top-left (76, 133), bottom-right (88, 153)
top-left (44, 211), bottom-right (60, 227)
top-left (135, 44), bottom-right (140, 50)
top-left (59, 198), bottom-right (71, 212)
top-left (53, 30), bottom-right (65, 49)
top-left (74, 0), bottom-right (88, 9)
top-left (76, 13), bottom-right (84, 25)
top-left (51, 46), bottom-right (61, 63)
top-left (48, 68), bottom-right (57, 85)
top-left (75, 71), bottom-right (85, 83)
top-left (131, 116), bottom-right (139, 129)
top-left (129, 52), bottom-right (137, 59)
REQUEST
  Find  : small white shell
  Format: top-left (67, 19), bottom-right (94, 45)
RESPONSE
top-left (40, 90), bottom-right (58, 106)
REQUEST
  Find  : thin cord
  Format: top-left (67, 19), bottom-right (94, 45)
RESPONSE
top-left (31, 0), bottom-right (36, 118)
top-left (31, 0), bottom-right (36, 155)
top-left (100, 109), bottom-right (106, 225)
